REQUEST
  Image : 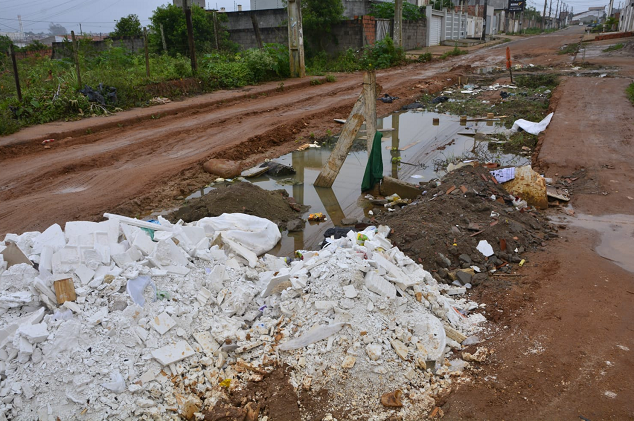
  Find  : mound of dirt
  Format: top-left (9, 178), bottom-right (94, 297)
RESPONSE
top-left (377, 165), bottom-right (559, 286)
top-left (168, 182), bottom-right (308, 230)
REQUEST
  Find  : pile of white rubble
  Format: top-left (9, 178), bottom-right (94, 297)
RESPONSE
top-left (0, 213), bottom-right (485, 420)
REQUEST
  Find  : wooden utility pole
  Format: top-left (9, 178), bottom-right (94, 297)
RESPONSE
top-left (160, 24), bottom-right (168, 53)
top-left (212, 11), bottom-right (220, 50)
top-left (555, 0), bottom-right (560, 27)
top-left (143, 27), bottom-right (150, 78)
top-left (362, 71), bottom-right (377, 153)
top-left (287, 0), bottom-right (305, 78)
top-left (482, 0), bottom-right (489, 40)
top-left (182, 0), bottom-right (197, 74)
top-left (542, 0), bottom-right (548, 29)
top-left (251, 13), bottom-right (263, 49)
top-left (71, 31), bottom-right (82, 88)
top-left (314, 72), bottom-right (378, 188)
top-left (8, 44), bottom-right (22, 102)
top-left (548, 0), bottom-right (553, 29)
top-left (394, 0), bottom-right (403, 48)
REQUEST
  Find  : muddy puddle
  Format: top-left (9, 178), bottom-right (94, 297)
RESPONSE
top-left (183, 110), bottom-right (529, 255)
top-left (561, 213), bottom-right (634, 274)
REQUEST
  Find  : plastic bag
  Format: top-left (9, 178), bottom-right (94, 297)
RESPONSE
top-left (196, 214), bottom-right (281, 256)
top-left (101, 370), bottom-right (125, 393)
top-left (126, 276), bottom-right (157, 307)
top-left (279, 322), bottom-right (346, 351)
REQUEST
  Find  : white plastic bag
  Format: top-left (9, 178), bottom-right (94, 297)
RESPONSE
top-left (510, 112), bottom-right (553, 135)
top-left (126, 276), bottom-right (157, 307)
top-left (196, 214), bottom-right (281, 256)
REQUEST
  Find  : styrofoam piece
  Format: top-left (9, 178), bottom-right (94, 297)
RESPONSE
top-left (197, 287), bottom-right (212, 305)
top-left (193, 332), bottom-right (220, 357)
top-left (17, 323), bottom-right (48, 344)
top-left (149, 240), bottom-right (190, 268)
top-left (151, 340), bottom-right (195, 366)
top-left (31, 224), bottom-right (65, 255)
top-left (476, 240), bottom-right (494, 257)
top-left (150, 312), bottom-right (176, 335)
top-left (372, 252), bottom-right (418, 289)
top-left (87, 307), bottom-right (108, 326)
top-left (279, 322), bottom-right (346, 351)
top-left (181, 226), bottom-right (206, 247)
top-left (103, 213), bottom-right (172, 232)
top-left (314, 301), bottom-right (337, 311)
top-left (74, 264), bottom-right (95, 285)
top-left (0, 308), bottom-right (44, 349)
top-left (364, 271), bottom-right (396, 299)
top-left (62, 301), bottom-right (82, 313)
top-left (112, 252), bottom-right (133, 268)
top-left (260, 269), bottom-right (291, 298)
top-left (132, 231), bottom-right (156, 256)
top-left (65, 219), bottom-right (119, 247)
top-left (221, 236), bottom-right (257, 268)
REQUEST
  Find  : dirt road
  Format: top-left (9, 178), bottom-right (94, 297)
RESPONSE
top-left (0, 27), bottom-right (589, 236)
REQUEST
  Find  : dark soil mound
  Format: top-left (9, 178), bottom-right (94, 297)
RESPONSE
top-left (168, 182), bottom-right (308, 230)
top-left (377, 165), bottom-right (559, 286)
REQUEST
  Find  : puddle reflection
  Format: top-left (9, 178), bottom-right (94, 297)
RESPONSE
top-left (187, 110), bottom-right (530, 255)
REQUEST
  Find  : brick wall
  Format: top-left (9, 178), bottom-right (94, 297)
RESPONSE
top-left (362, 15), bottom-right (377, 45)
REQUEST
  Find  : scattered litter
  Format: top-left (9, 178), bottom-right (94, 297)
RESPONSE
top-left (510, 112), bottom-right (554, 135)
top-left (378, 93), bottom-right (399, 103)
top-left (477, 240), bottom-right (495, 257)
top-left (490, 167), bottom-right (516, 183)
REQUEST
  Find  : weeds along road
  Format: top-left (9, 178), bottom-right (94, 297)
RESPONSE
top-left (0, 27), bottom-right (591, 236)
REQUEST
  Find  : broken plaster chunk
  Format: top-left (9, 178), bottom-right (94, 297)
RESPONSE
top-left (74, 264), bottom-right (95, 285)
top-left (139, 370), bottom-right (156, 385)
top-left (366, 343), bottom-right (382, 361)
top-left (365, 271), bottom-right (396, 299)
top-left (390, 339), bottom-right (409, 360)
top-left (87, 307), bottom-right (109, 326)
top-left (151, 340), bottom-right (195, 366)
top-left (193, 332), bottom-right (219, 357)
top-left (260, 270), bottom-right (291, 298)
top-left (150, 312), bottom-right (176, 335)
top-left (18, 323), bottom-right (49, 344)
top-left (314, 301), bottom-right (337, 311)
top-left (197, 287), bottom-right (212, 306)
top-left (341, 355), bottom-right (356, 369)
top-left (343, 285), bottom-right (358, 298)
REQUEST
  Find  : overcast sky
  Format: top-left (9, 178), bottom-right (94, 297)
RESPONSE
top-left (0, 0), bottom-right (250, 34)
top-left (0, 0), bottom-right (616, 35)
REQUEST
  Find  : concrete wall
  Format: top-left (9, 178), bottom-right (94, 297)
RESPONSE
top-left (344, 0), bottom-right (371, 18)
top-left (52, 38), bottom-right (145, 60)
top-left (402, 20), bottom-right (427, 49)
top-left (224, 9), bottom-right (287, 30)
top-left (228, 27), bottom-right (288, 49)
top-left (323, 18), bottom-right (366, 55)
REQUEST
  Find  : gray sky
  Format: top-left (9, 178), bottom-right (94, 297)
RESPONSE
top-left (0, 0), bottom-right (251, 34)
top-left (0, 0), bottom-right (615, 35)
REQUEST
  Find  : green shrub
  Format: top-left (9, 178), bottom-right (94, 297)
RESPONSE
top-left (603, 43), bottom-right (624, 52)
top-left (439, 45), bottom-right (468, 59)
top-left (515, 74), bottom-right (559, 89)
top-left (325, 74), bottom-right (336, 82)
top-left (627, 83), bottom-right (634, 105)
top-left (361, 37), bottom-right (405, 69)
top-left (417, 52), bottom-right (432, 62)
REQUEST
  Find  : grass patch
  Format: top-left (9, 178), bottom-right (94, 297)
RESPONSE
top-left (497, 131), bottom-right (539, 154)
top-left (325, 74), bottom-right (337, 83)
top-left (627, 83), bottom-right (634, 105)
top-left (440, 45), bottom-right (468, 59)
top-left (417, 52), bottom-right (432, 63)
top-left (558, 43), bottom-right (581, 55)
top-left (515, 74), bottom-right (559, 89)
top-left (603, 43), bottom-right (624, 52)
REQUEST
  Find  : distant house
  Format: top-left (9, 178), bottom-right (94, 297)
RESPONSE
top-left (572, 7), bottom-right (605, 24)
top-left (620, 0), bottom-right (634, 31)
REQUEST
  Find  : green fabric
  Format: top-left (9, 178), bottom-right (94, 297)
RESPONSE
top-left (361, 132), bottom-right (384, 192)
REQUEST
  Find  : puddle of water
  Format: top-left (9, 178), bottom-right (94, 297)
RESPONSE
top-left (565, 213), bottom-right (634, 274)
top-left (185, 110), bottom-right (529, 255)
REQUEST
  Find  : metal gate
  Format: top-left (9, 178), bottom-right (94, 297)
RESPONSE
top-left (430, 15), bottom-right (442, 46)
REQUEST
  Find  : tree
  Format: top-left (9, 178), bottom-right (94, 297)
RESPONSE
top-left (148, 4), bottom-right (229, 56)
top-left (49, 23), bottom-right (67, 36)
top-left (301, 0), bottom-right (345, 52)
top-left (431, 0), bottom-right (454, 10)
top-left (111, 14), bottom-right (143, 38)
top-left (369, 1), bottom-right (425, 20)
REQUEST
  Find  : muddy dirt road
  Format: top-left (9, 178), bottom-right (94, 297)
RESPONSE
top-left (0, 27), bottom-right (589, 237)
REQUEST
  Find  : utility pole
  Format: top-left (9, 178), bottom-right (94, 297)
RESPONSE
top-left (71, 30), bottom-right (82, 88)
top-left (251, 13), bottom-right (264, 49)
top-left (9, 44), bottom-right (22, 102)
top-left (542, 0), bottom-right (548, 29)
top-left (182, 0), bottom-right (197, 74)
top-left (482, 0), bottom-right (488, 40)
top-left (554, 0), bottom-right (559, 27)
top-left (160, 24), bottom-right (168, 53)
top-left (287, 0), bottom-right (305, 78)
top-left (548, 0), bottom-right (553, 29)
top-left (394, 0), bottom-right (403, 48)
top-left (607, 0), bottom-right (614, 19)
top-left (143, 27), bottom-right (150, 78)
top-left (212, 11), bottom-right (220, 50)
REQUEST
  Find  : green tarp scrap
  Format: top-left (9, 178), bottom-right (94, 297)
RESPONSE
top-left (361, 132), bottom-right (383, 192)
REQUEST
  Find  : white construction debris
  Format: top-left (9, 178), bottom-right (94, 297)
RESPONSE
top-left (0, 213), bottom-right (485, 420)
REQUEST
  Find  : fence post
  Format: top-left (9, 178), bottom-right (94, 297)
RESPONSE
top-left (182, 0), bottom-right (198, 74)
top-left (144, 27), bottom-right (150, 78)
top-left (9, 44), bottom-right (22, 102)
top-left (71, 31), bottom-right (82, 88)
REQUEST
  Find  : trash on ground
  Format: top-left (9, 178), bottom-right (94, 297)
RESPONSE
top-left (510, 112), bottom-right (554, 135)
top-left (501, 166), bottom-right (548, 210)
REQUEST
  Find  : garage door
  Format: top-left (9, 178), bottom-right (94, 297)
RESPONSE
top-left (430, 15), bottom-right (442, 46)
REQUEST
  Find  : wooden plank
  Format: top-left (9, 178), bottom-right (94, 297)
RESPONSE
top-left (54, 278), bottom-right (77, 304)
